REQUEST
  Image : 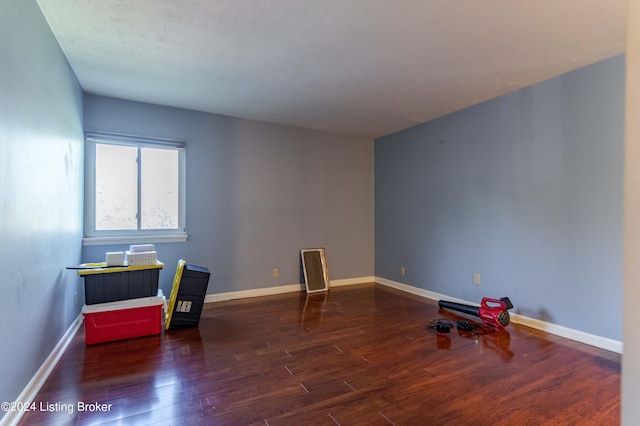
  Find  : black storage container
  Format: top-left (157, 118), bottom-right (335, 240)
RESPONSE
top-left (166, 260), bottom-right (211, 330)
top-left (79, 264), bottom-right (162, 305)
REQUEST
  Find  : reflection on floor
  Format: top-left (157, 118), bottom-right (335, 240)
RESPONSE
top-left (19, 283), bottom-right (620, 425)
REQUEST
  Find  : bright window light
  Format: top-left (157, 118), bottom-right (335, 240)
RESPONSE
top-left (84, 132), bottom-right (186, 244)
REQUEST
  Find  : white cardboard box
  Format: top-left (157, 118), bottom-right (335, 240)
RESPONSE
top-left (126, 250), bottom-right (157, 266)
top-left (105, 251), bottom-right (125, 266)
top-left (129, 244), bottom-right (155, 253)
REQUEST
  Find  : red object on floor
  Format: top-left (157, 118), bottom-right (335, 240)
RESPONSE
top-left (82, 290), bottom-right (165, 345)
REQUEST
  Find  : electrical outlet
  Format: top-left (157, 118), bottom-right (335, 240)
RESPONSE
top-left (273, 268), bottom-right (279, 278)
top-left (400, 266), bottom-right (406, 276)
top-left (473, 273), bottom-right (481, 285)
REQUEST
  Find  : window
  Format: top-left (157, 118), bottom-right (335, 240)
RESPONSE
top-left (84, 132), bottom-right (187, 245)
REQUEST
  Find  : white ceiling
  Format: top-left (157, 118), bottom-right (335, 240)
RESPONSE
top-left (36, 0), bottom-right (625, 138)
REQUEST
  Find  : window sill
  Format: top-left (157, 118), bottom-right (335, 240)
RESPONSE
top-left (82, 234), bottom-right (188, 246)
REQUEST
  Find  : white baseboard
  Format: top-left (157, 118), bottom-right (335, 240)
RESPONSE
top-left (204, 276), bottom-right (376, 303)
top-left (509, 313), bottom-right (622, 353)
top-left (1, 314), bottom-right (83, 426)
top-left (205, 283), bottom-right (304, 303)
top-left (375, 276), bottom-right (472, 304)
top-left (375, 276), bottom-right (623, 354)
top-left (331, 276), bottom-right (376, 287)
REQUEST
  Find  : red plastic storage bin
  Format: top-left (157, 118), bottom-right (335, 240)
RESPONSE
top-left (82, 290), bottom-right (165, 345)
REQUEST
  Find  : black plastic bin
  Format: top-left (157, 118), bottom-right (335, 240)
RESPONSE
top-left (166, 260), bottom-right (211, 330)
top-left (78, 262), bottom-right (163, 305)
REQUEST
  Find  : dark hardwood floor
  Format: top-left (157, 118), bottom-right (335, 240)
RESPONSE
top-left (19, 283), bottom-right (620, 425)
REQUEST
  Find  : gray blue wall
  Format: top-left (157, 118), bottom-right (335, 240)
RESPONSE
top-left (82, 95), bottom-right (375, 296)
top-left (375, 55), bottom-right (625, 340)
top-left (0, 0), bottom-right (84, 409)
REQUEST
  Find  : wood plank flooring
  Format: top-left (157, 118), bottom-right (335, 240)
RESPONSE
top-left (18, 283), bottom-right (620, 425)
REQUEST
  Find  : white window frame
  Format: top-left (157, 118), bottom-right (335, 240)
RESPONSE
top-left (83, 131), bottom-right (187, 246)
